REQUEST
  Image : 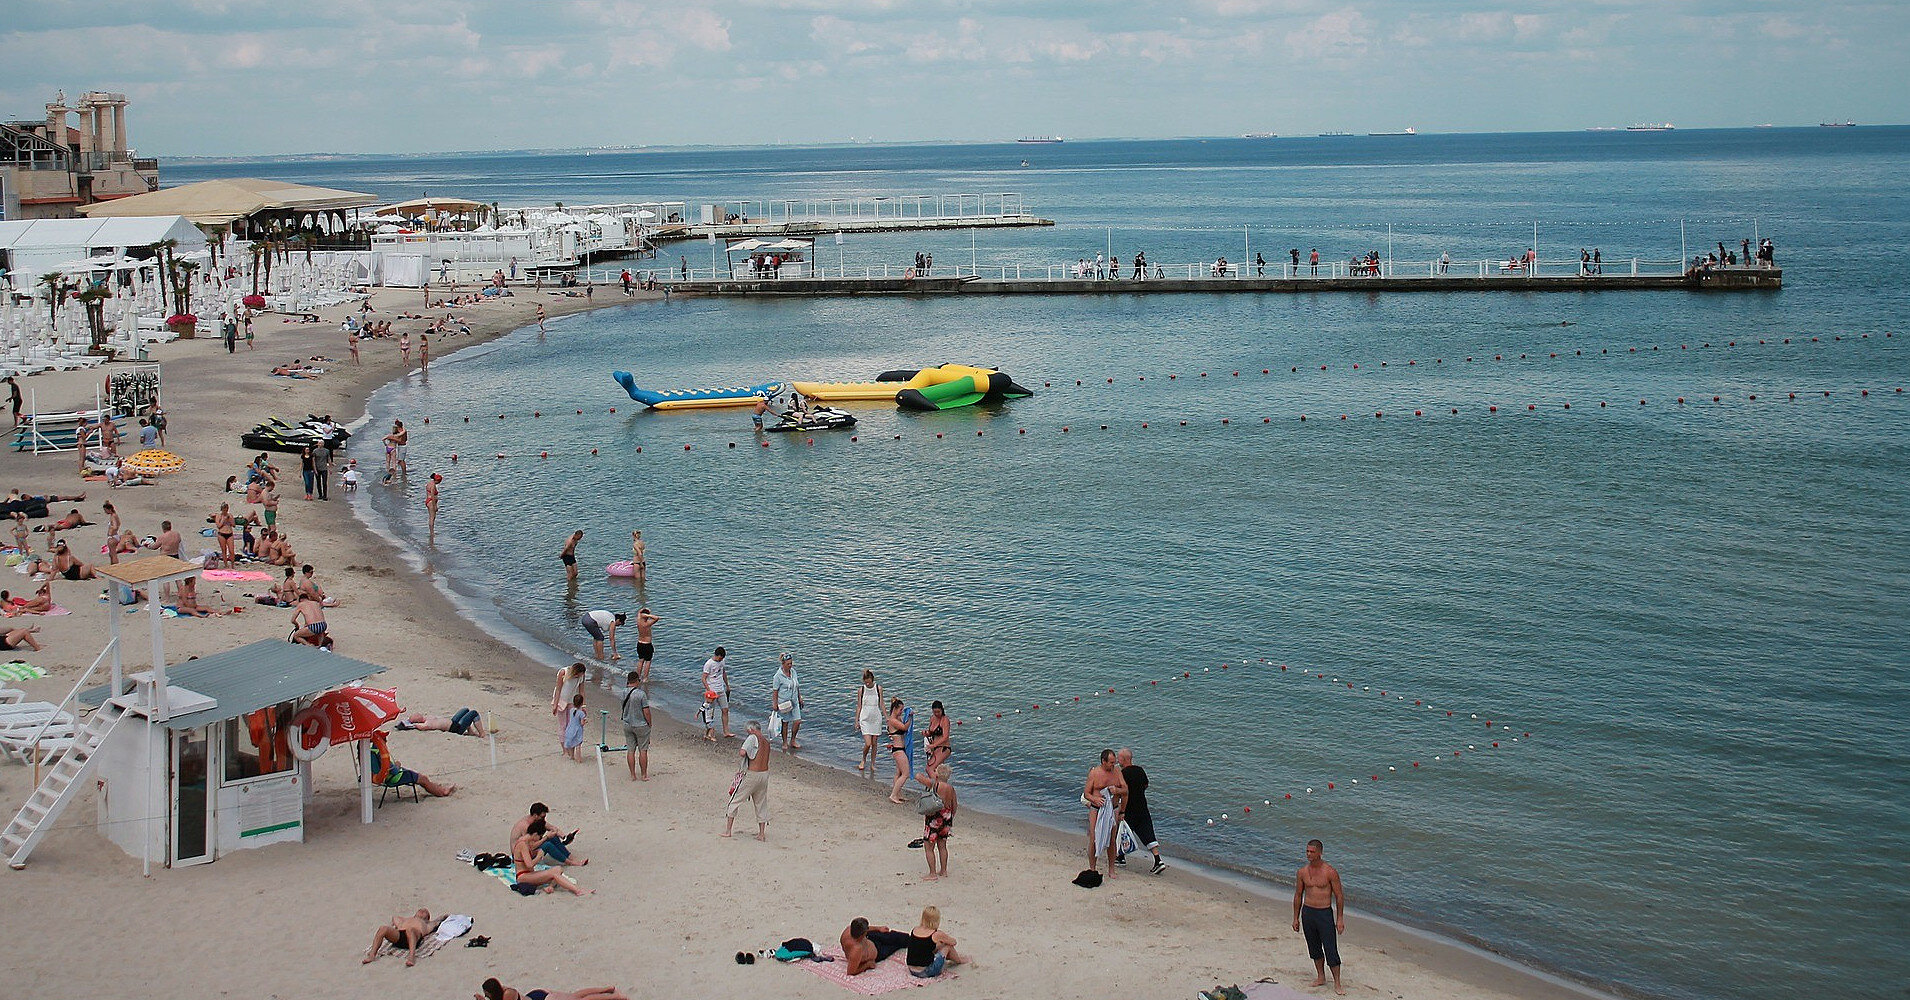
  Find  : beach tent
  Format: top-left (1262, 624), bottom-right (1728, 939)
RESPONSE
top-left (0, 216), bottom-right (204, 286)
top-left (76, 177), bottom-right (377, 230)
top-left (374, 196), bottom-right (483, 218)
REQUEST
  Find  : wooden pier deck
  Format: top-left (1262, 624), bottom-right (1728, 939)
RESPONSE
top-left (667, 267), bottom-right (1781, 297)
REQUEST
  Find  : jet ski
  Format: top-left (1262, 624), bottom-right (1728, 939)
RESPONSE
top-left (240, 415), bottom-right (351, 454)
top-left (764, 406), bottom-right (857, 432)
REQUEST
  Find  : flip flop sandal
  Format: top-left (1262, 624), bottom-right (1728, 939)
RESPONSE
top-left (455, 850), bottom-right (475, 863)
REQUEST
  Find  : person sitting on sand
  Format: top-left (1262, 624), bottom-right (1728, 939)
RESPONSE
top-left (174, 577), bottom-right (241, 618)
top-left (512, 819), bottom-right (593, 896)
top-left (3, 580), bottom-right (54, 616)
top-left (904, 905), bottom-right (967, 979)
top-left (0, 624), bottom-right (44, 652)
top-left (477, 979), bottom-right (628, 1000)
top-left (50, 542), bottom-right (100, 581)
top-left (841, 917), bottom-right (914, 976)
top-left (254, 568), bottom-right (297, 607)
top-left (396, 708), bottom-right (488, 738)
top-left (363, 908), bottom-right (445, 967)
top-left (510, 802), bottom-right (586, 867)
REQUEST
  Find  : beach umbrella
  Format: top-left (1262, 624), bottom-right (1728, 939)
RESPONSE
top-left (294, 684), bottom-right (401, 755)
top-left (119, 449), bottom-right (185, 476)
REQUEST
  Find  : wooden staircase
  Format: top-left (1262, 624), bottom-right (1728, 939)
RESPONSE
top-left (2, 699), bottom-right (128, 869)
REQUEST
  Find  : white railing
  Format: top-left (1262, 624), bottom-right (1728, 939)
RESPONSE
top-left (656, 258), bottom-right (1690, 282)
top-left (696, 192), bottom-right (1032, 226)
top-left (18, 638), bottom-right (116, 779)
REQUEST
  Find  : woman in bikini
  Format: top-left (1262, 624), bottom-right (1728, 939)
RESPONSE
top-left (512, 819), bottom-right (592, 896)
top-left (213, 503), bottom-right (236, 563)
top-left (925, 700), bottom-right (951, 771)
top-left (855, 670), bottom-right (884, 772)
top-left (887, 697), bottom-right (911, 804)
top-left (0, 624), bottom-right (44, 652)
top-left (50, 542), bottom-right (99, 581)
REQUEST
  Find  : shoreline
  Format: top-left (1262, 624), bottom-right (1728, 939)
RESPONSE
top-left (351, 301), bottom-right (1631, 1000)
top-left (0, 282), bottom-right (1624, 1000)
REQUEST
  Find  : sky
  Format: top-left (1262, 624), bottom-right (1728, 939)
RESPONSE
top-left (2, 0), bottom-right (1906, 156)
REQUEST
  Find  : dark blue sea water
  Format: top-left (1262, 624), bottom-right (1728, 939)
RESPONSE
top-left (186, 131), bottom-right (1910, 1000)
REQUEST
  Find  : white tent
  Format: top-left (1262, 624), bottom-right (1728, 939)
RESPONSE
top-left (0, 216), bottom-right (205, 289)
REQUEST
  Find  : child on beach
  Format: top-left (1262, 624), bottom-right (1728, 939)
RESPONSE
top-left (342, 461), bottom-right (361, 494)
top-left (563, 692), bottom-right (587, 761)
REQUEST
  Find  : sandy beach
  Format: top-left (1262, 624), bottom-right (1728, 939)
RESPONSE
top-left (0, 281), bottom-right (1604, 1000)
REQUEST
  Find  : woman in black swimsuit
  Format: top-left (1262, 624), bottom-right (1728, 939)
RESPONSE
top-left (925, 700), bottom-right (951, 771)
top-left (886, 698), bottom-right (910, 804)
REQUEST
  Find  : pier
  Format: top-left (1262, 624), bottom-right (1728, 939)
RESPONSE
top-left (663, 262), bottom-right (1782, 296)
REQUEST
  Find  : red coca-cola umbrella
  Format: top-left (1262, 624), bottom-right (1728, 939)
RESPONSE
top-left (289, 685), bottom-right (399, 760)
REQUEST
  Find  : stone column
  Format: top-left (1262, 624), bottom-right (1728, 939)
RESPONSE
top-left (112, 103), bottom-right (128, 154)
top-left (76, 106), bottom-right (96, 155)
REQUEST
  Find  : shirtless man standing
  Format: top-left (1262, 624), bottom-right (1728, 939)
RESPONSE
top-left (560, 530), bottom-right (583, 582)
top-left (1083, 749), bottom-right (1127, 878)
top-left (633, 607), bottom-right (659, 682)
top-left (1292, 838), bottom-right (1347, 994)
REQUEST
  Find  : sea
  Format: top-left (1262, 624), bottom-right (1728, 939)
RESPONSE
top-left (170, 129), bottom-right (1910, 1000)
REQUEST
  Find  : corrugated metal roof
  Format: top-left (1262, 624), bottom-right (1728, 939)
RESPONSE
top-left (81, 639), bottom-right (387, 731)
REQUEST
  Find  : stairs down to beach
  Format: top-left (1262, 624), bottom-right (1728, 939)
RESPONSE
top-left (3, 700), bottom-right (127, 869)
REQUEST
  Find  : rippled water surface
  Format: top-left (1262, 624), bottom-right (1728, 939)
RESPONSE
top-left (286, 130), bottom-right (1910, 1000)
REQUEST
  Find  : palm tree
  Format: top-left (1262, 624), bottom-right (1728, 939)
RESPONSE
top-left (172, 259), bottom-right (200, 318)
top-left (152, 238), bottom-right (178, 314)
top-left (77, 284), bottom-right (111, 351)
top-left (37, 272), bottom-right (69, 326)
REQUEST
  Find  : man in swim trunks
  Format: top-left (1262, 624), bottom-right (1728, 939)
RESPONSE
top-left (582, 609), bottom-right (624, 661)
top-left (633, 607), bottom-right (658, 681)
top-left (1083, 748), bottom-right (1127, 878)
top-left (751, 396), bottom-right (769, 431)
top-left (291, 597), bottom-right (330, 647)
top-left (1293, 838), bottom-right (1347, 994)
top-left (561, 530), bottom-right (583, 582)
top-left (842, 917), bottom-right (913, 976)
top-left (364, 908), bottom-right (443, 967)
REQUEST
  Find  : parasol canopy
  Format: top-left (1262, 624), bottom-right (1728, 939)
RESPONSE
top-left (376, 197), bottom-right (484, 217)
top-left (292, 684), bottom-right (400, 755)
top-left (119, 449), bottom-right (185, 475)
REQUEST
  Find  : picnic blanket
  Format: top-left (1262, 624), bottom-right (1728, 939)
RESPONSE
top-left (475, 860), bottom-right (565, 894)
top-left (371, 913), bottom-right (472, 961)
top-left (0, 660), bottom-right (45, 682)
top-left (21, 604), bottom-right (71, 617)
top-left (797, 945), bottom-right (955, 995)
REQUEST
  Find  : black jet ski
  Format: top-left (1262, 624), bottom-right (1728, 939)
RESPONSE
top-left (240, 415), bottom-right (351, 454)
top-left (765, 406), bottom-right (857, 432)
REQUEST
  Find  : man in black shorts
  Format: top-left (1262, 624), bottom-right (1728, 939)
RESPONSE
top-left (560, 529), bottom-right (583, 582)
top-left (1293, 838), bottom-right (1347, 994)
top-left (1115, 747), bottom-right (1166, 874)
top-left (634, 607), bottom-right (659, 682)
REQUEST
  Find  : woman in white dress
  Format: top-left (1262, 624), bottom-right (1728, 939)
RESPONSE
top-left (855, 669), bottom-right (884, 772)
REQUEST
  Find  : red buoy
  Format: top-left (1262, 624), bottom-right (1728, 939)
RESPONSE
top-left (1489, 405), bottom-right (1497, 413)
top-left (539, 451), bottom-right (548, 458)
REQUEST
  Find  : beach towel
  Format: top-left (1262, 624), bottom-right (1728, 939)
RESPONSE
top-left (371, 913), bottom-right (472, 962)
top-left (23, 604), bottom-right (71, 617)
top-left (0, 661), bottom-right (45, 682)
top-left (797, 946), bottom-right (955, 994)
top-left (475, 860), bottom-right (563, 894)
top-left (1093, 791), bottom-right (1117, 853)
top-left (1237, 982), bottom-right (1316, 1000)
top-left (203, 568), bottom-right (275, 582)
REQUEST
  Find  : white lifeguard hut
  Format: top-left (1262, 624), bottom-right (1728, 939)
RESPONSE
top-left (0, 556), bottom-right (390, 871)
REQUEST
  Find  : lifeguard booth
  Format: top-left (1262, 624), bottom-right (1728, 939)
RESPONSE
top-left (0, 556), bottom-right (391, 871)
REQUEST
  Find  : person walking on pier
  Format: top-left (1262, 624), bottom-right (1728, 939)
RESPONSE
top-left (1309, 248), bottom-right (1319, 275)
top-left (1132, 252), bottom-right (1146, 280)
top-left (1255, 252), bottom-right (1266, 276)
top-left (1094, 252), bottom-right (1106, 279)
top-left (1592, 248), bottom-right (1602, 274)
top-left (1439, 251), bottom-right (1450, 274)
top-left (1290, 248), bottom-right (1300, 275)
top-left (1109, 255), bottom-right (1120, 281)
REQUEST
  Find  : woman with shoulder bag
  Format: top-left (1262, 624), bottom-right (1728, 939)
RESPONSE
top-left (917, 763), bottom-right (955, 880)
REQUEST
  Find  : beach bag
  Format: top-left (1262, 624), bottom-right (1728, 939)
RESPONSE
top-left (728, 770), bottom-right (746, 797)
top-left (1072, 869), bottom-right (1103, 889)
top-left (916, 787), bottom-right (944, 817)
top-left (767, 709), bottom-right (783, 735)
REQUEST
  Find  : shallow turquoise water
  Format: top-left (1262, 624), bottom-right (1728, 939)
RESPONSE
top-left (322, 131), bottom-right (1910, 1000)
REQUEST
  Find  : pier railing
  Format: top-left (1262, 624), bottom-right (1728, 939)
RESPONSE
top-left (657, 257), bottom-right (1692, 282)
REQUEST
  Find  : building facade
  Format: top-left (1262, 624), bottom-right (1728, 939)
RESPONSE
top-left (2, 90), bottom-right (160, 221)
